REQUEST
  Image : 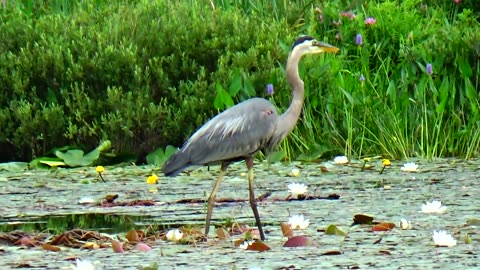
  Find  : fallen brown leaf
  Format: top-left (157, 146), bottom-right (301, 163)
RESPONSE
top-left (42, 243), bottom-right (61, 252)
top-left (353, 214), bottom-right (374, 225)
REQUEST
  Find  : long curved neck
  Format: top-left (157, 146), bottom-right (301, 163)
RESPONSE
top-left (279, 50), bottom-right (305, 134)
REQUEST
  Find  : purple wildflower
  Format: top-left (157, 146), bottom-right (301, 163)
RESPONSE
top-left (365, 17), bottom-right (376, 25)
top-left (266, 84), bottom-right (274, 95)
top-left (355, 34), bottom-right (363, 45)
top-left (426, 63), bottom-right (433, 75)
top-left (359, 74), bottom-right (365, 82)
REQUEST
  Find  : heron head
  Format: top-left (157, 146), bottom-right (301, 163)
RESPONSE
top-left (291, 36), bottom-right (339, 56)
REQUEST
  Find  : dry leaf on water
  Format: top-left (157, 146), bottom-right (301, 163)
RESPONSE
top-left (280, 222), bottom-right (293, 238)
top-left (243, 241), bottom-right (271, 252)
top-left (41, 243), bottom-right (61, 252)
top-left (126, 229), bottom-right (142, 242)
top-left (321, 250), bottom-right (342, 256)
top-left (104, 194), bottom-right (119, 203)
top-left (372, 222), bottom-right (396, 232)
top-left (81, 242), bottom-right (100, 249)
top-left (216, 228), bottom-right (230, 240)
top-left (353, 214), bottom-right (374, 225)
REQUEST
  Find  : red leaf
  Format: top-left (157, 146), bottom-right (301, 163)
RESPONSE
top-left (246, 241), bottom-right (270, 252)
top-left (16, 236), bottom-right (37, 246)
top-left (372, 222), bottom-right (395, 232)
top-left (135, 242), bottom-right (152, 252)
top-left (233, 238), bottom-right (244, 247)
top-left (283, 235), bottom-right (313, 247)
top-left (111, 239), bottom-right (124, 253)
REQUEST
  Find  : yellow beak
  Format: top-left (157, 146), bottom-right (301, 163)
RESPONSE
top-left (314, 41), bottom-right (340, 53)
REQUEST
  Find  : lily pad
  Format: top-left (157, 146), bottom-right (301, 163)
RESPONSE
top-left (53, 140), bottom-right (111, 167)
top-left (55, 148), bottom-right (100, 167)
top-left (466, 218), bottom-right (480, 226)
top-left (29, 157), bottom-right (65, 168)
top-left (325, 224), bottom-right (347, 236)
top-left (0, 162), bottom-right (28, 172)
top-left (146, 145), bottom-right (178, 165)
top-left (39, 160), bottom-right (67, 167)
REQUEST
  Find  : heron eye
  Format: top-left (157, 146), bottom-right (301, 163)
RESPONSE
top-left (263, 109), bottom-right (274, 115)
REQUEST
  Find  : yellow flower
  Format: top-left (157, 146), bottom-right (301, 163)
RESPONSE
top-left (288, 168), bottom-right (300, 177)
top-left (95, 166), bottom-right (105, 173)
top-left (147, 174), bottom-right (158, 184)
top-left (382, 159), bottom-right (391, 166)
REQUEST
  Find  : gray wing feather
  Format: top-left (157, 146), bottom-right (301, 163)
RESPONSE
top-left (185, 98), bottom-right (278, 165)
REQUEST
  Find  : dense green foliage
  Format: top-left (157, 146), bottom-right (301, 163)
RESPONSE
top-left (0, 0), bottom-right (479, 162)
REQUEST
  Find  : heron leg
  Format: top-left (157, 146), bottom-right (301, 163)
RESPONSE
top-left (205, 163), bottom-right (228, 237)
top-left (246, 157), bottom-right (266, 241)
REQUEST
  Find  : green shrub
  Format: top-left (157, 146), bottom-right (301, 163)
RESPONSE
top-left (0, 0), bottom-right (290, 161)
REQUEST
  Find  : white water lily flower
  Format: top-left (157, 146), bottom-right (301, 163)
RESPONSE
top-left (288, 168), bottom-right (300, 177)
top-left (334, 155), bottom-right (349, 164)
top-left (72, 259), bottom-right (95, 270)
top-left (287, 182), bottom-right (307, 198)
top-left (433, 230), bottom-right (457, 247)
top-left (239, 240), bottom-right (253, 250)
top-left (288, 215), bottom-right (310, 230)
top-left (421, 200), bottom-right (447, 213)
top-left (166, 229), bottom-right (183, 241)
top-left (399, 219), bottom-right (412, 230)
top-left (401, 162), bottom-right (418, 172)
top-left (78, 197), bottom-right (95, 205)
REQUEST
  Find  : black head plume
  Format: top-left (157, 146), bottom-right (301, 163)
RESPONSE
top-left (292, 36), bottom-right (315, 49)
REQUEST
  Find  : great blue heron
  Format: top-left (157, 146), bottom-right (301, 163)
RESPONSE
top-left (162, 36), bottom-right (339, 241)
